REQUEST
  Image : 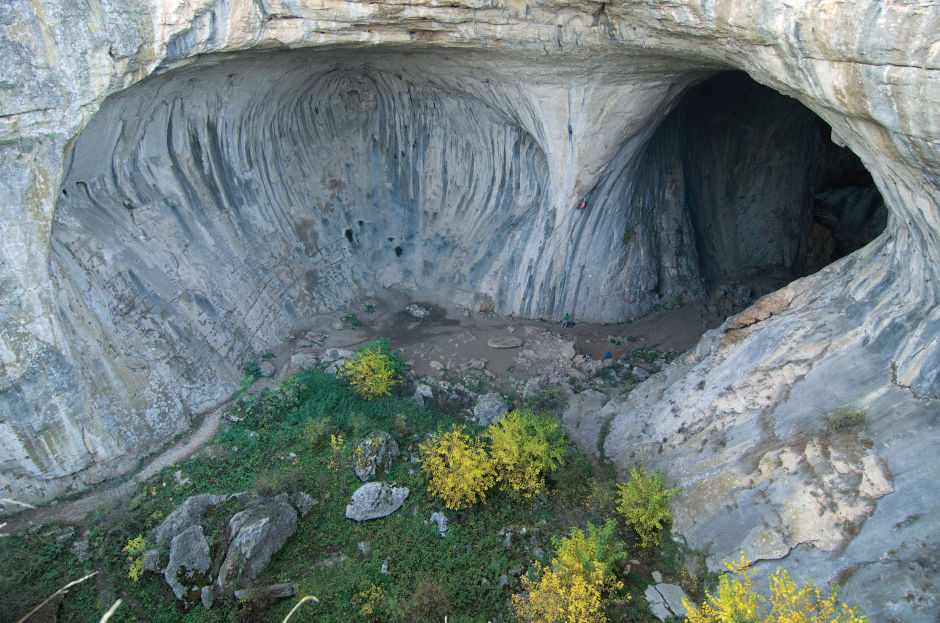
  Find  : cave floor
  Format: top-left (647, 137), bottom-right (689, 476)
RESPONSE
top-left (268, 295), bottom-right (728, 396)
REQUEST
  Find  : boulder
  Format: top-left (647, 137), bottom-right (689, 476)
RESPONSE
top-left (473, 393), bottom-right (508, 428)
top-left (290, 491), bottom-right (317, 517)
top-left (289, 353), bottom-right (319, 372)
top-left (164, 524), bottom-right (211, 603)
top-left (412, 383), bottom-right (433, 407)
top-left (405, 304), bottom-right (431, 318)
top-left (487, 336), bottom-right (523, 349)
top-left (233, 583), bottom-right (298, 601)
top-left (345, 482), bottom-right (410, 521)
top-left (151, 493), bottom-right (227, 549)
top-left (428, 511), bottom-right (449, 537)
top-left (216, 494), bottom-right (299, 591)
top-left (353, 431), bottom-right (400, 482)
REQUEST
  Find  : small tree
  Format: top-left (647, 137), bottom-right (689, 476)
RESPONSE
top-left (554, 520), bottom-right (627, 592)
top-left (615, 466), bottom-right (680, 549)
top-left (340, 340), bottom-right (401, 400)
top-left (513, 525), bottom-right (624, 623)
top-left (684, 556), bottom-right (868, 623)
top-left (486, 409), bottom-right (567, 498)
top-left (419, 426), bottom-right (495, 510)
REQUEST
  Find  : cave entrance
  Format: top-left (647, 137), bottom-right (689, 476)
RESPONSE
top-left (647, 70), bottom-right (887, 314)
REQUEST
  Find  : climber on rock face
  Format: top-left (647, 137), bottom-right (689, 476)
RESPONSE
top-left (577, 200), bottom-right (586, 210)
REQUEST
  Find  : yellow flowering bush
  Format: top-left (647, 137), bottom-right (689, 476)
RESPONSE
top-left (683, 556), bottom-right (868, 623)
top-left (513, 526), bottom-right (623, 623)
top-left (554, 520), bottom-right (626, 592)
top-left (340, 341), bottom-right (401, 400)
top-left (122, 535), bottom-right (146, 583)
top-left (485, 409), bottom-right (567, 498)
top-left (419, 426), bottom-right (495, 510)
top-left (513, 561), bottom-right (607, 623)
top-left (615, 466), bottom-right (680, 549)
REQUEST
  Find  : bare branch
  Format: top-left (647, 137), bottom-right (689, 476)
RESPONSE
top-left (281, 595), bottom-right (319, 623)
top-left (16, 571), bottom-right (97, 623)
top-left (99, 599), bottom-right (122, 623)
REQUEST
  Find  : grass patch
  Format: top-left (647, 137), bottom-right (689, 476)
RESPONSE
top-left (821, 407), bottom-right (867, 434)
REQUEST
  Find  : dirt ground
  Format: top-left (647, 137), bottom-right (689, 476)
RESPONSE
top-left (270, 292), bottom-right (730, 393)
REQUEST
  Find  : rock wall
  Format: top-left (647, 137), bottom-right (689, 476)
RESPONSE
top-left (1, 1), bottom-right (938, 619)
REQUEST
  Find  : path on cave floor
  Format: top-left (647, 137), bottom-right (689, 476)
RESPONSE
top-left (3, 398), bottom-right (234, 534)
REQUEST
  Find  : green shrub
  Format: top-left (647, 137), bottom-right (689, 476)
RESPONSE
top-left (399, 578), bottom-right (453, 623)
top-left (303, 416), bottom-right (333, 449)
top-left (513, 524), bottom-right (624, 623)
top-left (419, 425), bottom-right (495, 510)
top-left (553, 519), bottom-right (626, 591)
top-left (486, 409), bottom-right (567, 498)
top-left (523, 385), bottom-right (568, 415)
top-left (821, 407), bottom-right (867, 433)
top-left (616, 466), bottom-right (680, 549)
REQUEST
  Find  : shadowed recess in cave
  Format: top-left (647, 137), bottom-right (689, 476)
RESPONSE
top-left (614, 70), bottom-right (886, 301)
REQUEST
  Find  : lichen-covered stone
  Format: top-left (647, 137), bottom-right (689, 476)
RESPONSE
top-left (345, 482), bottom-right (409, 521)
top-left (353, 432), bottom-right (400, 482)
top-left (164, 525), bottom-right (211, 603)
top-left (472, 393), bottom-right (508, 428)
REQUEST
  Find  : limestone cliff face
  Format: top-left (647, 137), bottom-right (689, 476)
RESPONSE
top-left (1, 1), bottom-right (938, 619)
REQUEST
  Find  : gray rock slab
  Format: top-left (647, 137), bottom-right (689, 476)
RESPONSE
top-left (487, 336), bottom-right (523, 349)
top-left (345, 482), bottom-right (409, 521)
top-left (645, 583), bottom-right (691, 621)
top-left (233, 583), bottom-right (298, 601)
top-left (216, 494), bottom-right (298, 592)
top-left (151, 493), bottom-right (226, 549)
top-left (164, 524), bottom-right (211, 603)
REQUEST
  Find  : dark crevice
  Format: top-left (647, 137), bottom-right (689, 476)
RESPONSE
top-left (632, 71), bottom-right (887, 303)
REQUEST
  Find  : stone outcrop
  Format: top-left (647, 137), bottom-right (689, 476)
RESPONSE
top-left (1, 1), bottom-right (938, 620)
top-left (147, 491), bottom-right (305, 606)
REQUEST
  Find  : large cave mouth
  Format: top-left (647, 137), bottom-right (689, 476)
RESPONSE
top-left (633, 70), bottom-right (888, 303)
top-left (49, 51), bottom-right (889, 425)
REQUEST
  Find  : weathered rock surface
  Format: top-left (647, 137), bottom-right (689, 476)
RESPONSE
top-left (353, 431), bottom-right (400, 482)
top-left (345, 482), bottom-right (409, 521)
top-left (216, 494), bottom-right (299, 591)
top-left (1, 2), bottom-right (939, 620)
top-left (233, 583), bottom-right (298, 601)
top-left (645, 583), bottom-right (691, 621)
top-left (165, 524), bottom-right (211, 603)
top-left (487, 336), bottom-right (523, 349)
top-left (472, 393), bottom-right (509, 428)
top-left (428, 511), bottom-right (449, 537)
top-left (148, 492), bottom-right (303, 605)
top-left (151, 493), bottom-right (229, 549)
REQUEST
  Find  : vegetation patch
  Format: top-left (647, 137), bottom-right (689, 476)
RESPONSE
top-left (0, 337), bottom-right (868, 623)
